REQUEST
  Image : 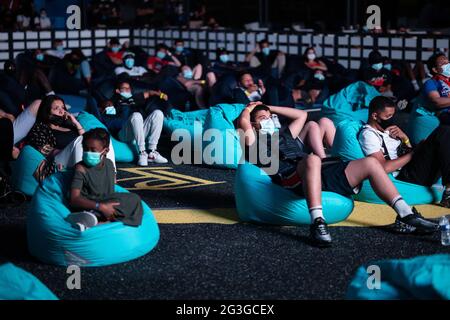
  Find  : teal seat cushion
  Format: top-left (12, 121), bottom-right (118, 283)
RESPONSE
top-left (322, 81), bottom-right (380, 126)
top-left (347, 254), bottom-right (450, 300)
top-left (27, 171), bottom-right (160, 267)
top-left (10, 145), bottom-right (45, 196)
top-left (407, 96), bottom-right (440, 145)
top-left (0, 263), bottom-right (58, 300)
top-left (165, 104), bottom-right (246, 169)
top-left (76, 111), bottom-right (136, 163)
top-left (331, 119), bottom-right (443, 205)
top-left (234, 162), bottom-right (354, 225)
top-left (58, 94), bottom-right (87, 113)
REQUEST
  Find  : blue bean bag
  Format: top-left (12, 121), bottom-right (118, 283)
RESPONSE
top-left (58, 94), bottom-right (87, 113)
top-left (331, 119), bottom-right (443, 205)
top-left (234, 162), bottom-right (354, 225)
top-left (165, 104), bottom-right (245, 169)
top-left (10, 145), bottom-right (45, 196)
top-left (0, 263), bottom-right (58, 300)
top-left (27, 171), bottom-right (160, 267)
top-left (407, 96), bottom-right (440, 145)
top-left (76, 111), bottom-right (136, 163)
top-left (346, 254), bottom-right (450, 300)
top-left (321, 81), bottom-right (380, 126)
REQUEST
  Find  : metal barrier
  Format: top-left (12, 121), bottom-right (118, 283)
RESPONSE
top-left (0, 27), bottom-right (449, 70)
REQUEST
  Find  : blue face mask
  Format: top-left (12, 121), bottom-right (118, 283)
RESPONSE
top-left (105, 106), bottom-right (116, 115)
top-left (111, 46), bottom-right (120, 53)
top-left (120, 91), bottom-right (133, 99)
top-left (183, 69), bottom-right (193, 79)
top-left (175, 45), bottom-right (184, 53)
top-left (219, 54), bottom-right (229, 63)
top-left (372, 63), bottom-right (383, 71)
top-left (156, 51), bottom-right (166, 59)
top-left (262, 47), bottom-right (270, 56)
top-left (384, 64), bottom-right (392, 71)
top-left (441, 63), bottom-right (450, 78)
top-left (124, 58), bottom-right (135, 69)
top-left (83, 151), bottom-right (103, 167)
top-left (314, 73), bottom-right (325, 81)
top-left (56, 45), bottom-right (64, 52)
top-left (36, 53), bottom-right (44, 62)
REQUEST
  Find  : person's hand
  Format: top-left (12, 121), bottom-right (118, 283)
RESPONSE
top-left (99, 202), bottom-right (121, 221)
top-left (386, 125), bottom-right (408, 141)
top-left (12, 147), bottom-right (20, 160)
top-left (245, 101), bottom-right (263, 113)
top-left (248, 83), bottom-right (259, 93)
top-left (258, 79), bottom-right (266, 95)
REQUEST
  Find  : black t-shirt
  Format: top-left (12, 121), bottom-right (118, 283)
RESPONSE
top-left (52, 129), bottom-right (78, 150)
top-left (362, 67), bottom-right (392, 89)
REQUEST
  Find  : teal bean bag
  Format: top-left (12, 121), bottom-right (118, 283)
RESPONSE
top-left (10, 145), bottom-right (45, 196)
top-left (76, 111), bottom-right (136, 163)
top-left (165, 104), bottom-right (245, 169)
top-left (322, 81), bottom-right (380, 126)
top-left (407, 96), bottom-right (440, 145)
top-left (331, 119), bottom-right (443, 205)
top-left (346, 254), bottom-right (450, 300)
top-left (0, 263), bottom-right (58, 300)
top-left (234, 162), bottom-right (354, 225)
top-left (27, 171), bottom-right (160, 267)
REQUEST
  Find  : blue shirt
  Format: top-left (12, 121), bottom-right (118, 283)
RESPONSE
top-left (423, 78), bottom-right (450, 113)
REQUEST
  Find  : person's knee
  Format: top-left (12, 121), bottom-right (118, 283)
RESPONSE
top-left (305, 154), bottom-right (321, 168)
top-left (130, 112), bottom-right (144, 124)
top-left (305, 121), bottom-right (320, 133)
top-left (318, 117), bottom-right (334, 128)
top-left (150, 109), bottom-right (164, 121)
top-left (363, 157), bottom-right (382, 172)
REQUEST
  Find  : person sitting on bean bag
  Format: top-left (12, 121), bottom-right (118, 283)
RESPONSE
top-left (176, 64), bottom-right (208, 109)
top-left (238, 102), bottom-right (438, 246)
top-left (67, 128), bottom-right (143, 231)
top-left (111, 80), bottom-right (169, 166)
top-left (358, 96), bottom-right (450, 208)
top-left (114, 52), bottom-right (149, 79)
top-left (25, 95), bottom-right (116, 183)
top-left (231, 72), bottom-right (266, 105)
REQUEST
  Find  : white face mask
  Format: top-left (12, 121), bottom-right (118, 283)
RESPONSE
top-left (105, 106), bottom-right (116, 115)
top-left (307, 53), bottom-right (316, 61)
top-left (441, 63), bottom-right (450, 78)
top-left (259, 118), bottom-right (277, 135)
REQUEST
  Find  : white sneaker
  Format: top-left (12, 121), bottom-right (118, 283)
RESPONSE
top-left (138, 151), bottom-right (148, 166)
top-left (148, 150), bottom-right (168, 164)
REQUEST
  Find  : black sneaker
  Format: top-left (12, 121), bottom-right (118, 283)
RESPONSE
top-left (440, 190), bottom-right (450, 208)
top-left (394, 207), bottom-right (439, 234)
top-left (309, 218), bottom-right (332, 247)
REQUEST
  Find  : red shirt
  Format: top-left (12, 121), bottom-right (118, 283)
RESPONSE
top-left (147, 56), bottom-right (170, 73)
top-left (106, 51), bottom-right (124, 62)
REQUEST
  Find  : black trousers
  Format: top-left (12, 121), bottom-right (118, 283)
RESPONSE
top-left (0, 118), bottom-right (13, 177)
top-left (397, 125), bottom-right (450, 187)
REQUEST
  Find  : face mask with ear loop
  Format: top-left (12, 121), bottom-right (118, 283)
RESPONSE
top-left (259, 118), bottom-right (279, 135)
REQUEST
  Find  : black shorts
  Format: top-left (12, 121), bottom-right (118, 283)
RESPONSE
top-left (271, 159), bottom-right (359, 197)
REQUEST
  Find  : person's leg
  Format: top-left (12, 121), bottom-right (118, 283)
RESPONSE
top-left (206, 71), bottom-right (217, 88)
top-left (13, 99), bottom-right (42, 144)
top-left (317, 117), bottom-right (336, 148)
top-left (118, 112), bottom-right (146, 153)
top-left (80, 60), bottom-right (92, 84)
top-left (344, 157), bottom-right (438, 232)
top-left (192, 64), bottom-right (203, 80)
top-left (298, 121), bottom-right (327, 159)
top-left (54, 136), bottom-right (83, 169)
top-left (143, 110), bottom-right (164, 152)
top-left (190, 84), bottom-right (206, 108)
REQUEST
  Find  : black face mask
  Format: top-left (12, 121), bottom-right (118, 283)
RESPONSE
top-left (377, 115), bottom-right (397, 130)
top-left (49, 115), bottom-right (75, 129)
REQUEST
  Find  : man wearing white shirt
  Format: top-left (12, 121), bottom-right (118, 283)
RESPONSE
top-left (114, 52), bottom-right (148, 77)
top-left (34, 9), bottom-right (52, 30)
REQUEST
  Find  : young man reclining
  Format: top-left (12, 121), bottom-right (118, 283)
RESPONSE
top-left (358, 95), bottom-right (450, 208)
top-left (238, 102), bottom-right (438, 247)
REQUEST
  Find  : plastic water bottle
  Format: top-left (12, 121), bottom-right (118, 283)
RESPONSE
top-left (439, 216), bottom-right (450, 246)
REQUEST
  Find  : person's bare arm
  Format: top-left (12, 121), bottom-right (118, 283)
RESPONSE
top-left (368, 150), bottom-right (413, 174)
top-left (427, 91), bottom-right (450, 109)
top-left (0, 109), bottom-right (15, 122)
top-left (266, 105), bottom-right (307, 138)
top-left (167, 52), bottom-right (182, 67)
top-left (237, 102), bottom-right (262, 147)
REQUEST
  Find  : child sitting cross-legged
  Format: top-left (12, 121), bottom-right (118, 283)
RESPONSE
top-left (67, 128), bottom-right (143, 231)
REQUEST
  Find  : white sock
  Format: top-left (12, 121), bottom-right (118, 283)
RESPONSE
top-left (309, 206), bottom-right (324, 223)
top-left (391, 196), bottom-right (413, 218)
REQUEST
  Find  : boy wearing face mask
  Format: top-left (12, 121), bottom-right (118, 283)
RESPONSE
top-left (68, 128), bottom-right (143, 231)
top-left (359, 96), bottom-right (450, 208)
top-left (115, 52), bottom-right (148, 78)
top-left (147, 44), bottom-right (181, 75)
top-left (238, 102), bottom-right (439, 246)
top-left (176, 65), bottom-right (208, 109)
top-left (232, 72), bottom-right (267, 105)
top-left (246, 39), bottom-right (285, 79)
top-left (45, 39), bottom-right (67, 60)
top-left (362, 50), bottom-right (392, 94)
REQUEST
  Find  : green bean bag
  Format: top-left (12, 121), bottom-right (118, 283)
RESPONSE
top-left (407, 96), bottom-right (440, 145)
top-left (10, 145), bottom-right (45, 196)
top-left (347, 254), bottom-right (450, 300)
top-left (234, 162), bottom-right (354, 225)
top-left (165, 104), bottom-right (245, 169)
top-left (331, 119), bottom-right (443, 204)
top-left (27, 171), bottom-right (160, 267)
top-left (76, 111), bottom-right (136, 163)
top-left (0, 263), bottom-right (58, 300)
top-left (322, 81), bottom-right (380, 126)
